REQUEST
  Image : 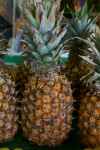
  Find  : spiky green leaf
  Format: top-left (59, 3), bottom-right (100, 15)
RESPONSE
top-left (43, 0), bottom-right (51, 17)
top-left (20, 40), bottom-right (36, 51)
top-left (73, 19), bottom-right (84, 36)
top-left (85, 13), bottom-right (99, 32)
top-left (33, 33), bottom-right (45, 46)
top-left (52, 25), bottom-right (61, 35)
top-left (80, 49), bottom-right (95, 59)
top-left (39, 7), bottom-right (50, 34)
top-left (75, 7), bottom-right (79, 18)
top-left (43, 31), bottom-right (53, 44)
top-left (53, 54), bottom-right (60, 61)
top-left (86, 72), bottom-right (100, 84)
top-left (81, 70), bottom-right (93, 81)
top-left (80, 55), bottom-right (98, 67)
top-left (69, 26), bottom-right (78, 37)
top-left (81, 1), bottom-right (88, 18)
top-left (47, 28), bottom-right (66, 51)
top-left (22, 5), bottom-right (38, 29)
top-left (43, 56), bottom-right (53, 62)
top-left (36, 2), bottom-right (44, 26)
top-left (57, 10), bottom-right (64, 26)
top-left (29, 26), bottom-right (42, 37)
top-left (14, 29), bottom-right (24, 52)
top-left (31, 51), bottom-right (42, 60)
top-left (95, 25), bottom-right (100, 39)
top-left (88, 5), bottom-right (94, 17)
top-left (23, 0), bottom-right (33, 16)
top-left (23, 34), bottom-right (33, 44)
top-left (76, 37), bottom-right (100, 57)
top-left (37, 44), bottom-right (49, 56)
top-left (81, 14), bottom-right (88, 30)
top-left (48, 2), bottom-right (56, 31)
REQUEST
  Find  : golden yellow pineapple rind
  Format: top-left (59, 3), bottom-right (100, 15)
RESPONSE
top-left (78, 25), bottom-right (100, 148)
top-left (21, 73), bottom-right (73, 146)
top-left (0, 71), bottom-right (18, 142)
top-left (79, 93), bottom-right (100, 148)
top-left (0, 33), bottom-right (18, 142)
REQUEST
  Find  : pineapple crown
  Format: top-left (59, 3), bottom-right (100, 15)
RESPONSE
top-left (18, 0), bottom-right (66, 70)
top-left (77, 25), bottom-right (100, 89)
top-left (0, 32), bottom-right (8, 60)
top-left (65, 1), bottom-right (99, 55)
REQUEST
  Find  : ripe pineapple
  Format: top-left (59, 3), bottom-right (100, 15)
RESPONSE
top-left (20, 0), bottom-right (73, 146)
top-left (61, 1), bottom-right (98, 101)
top-left (78, 25), bottom-right (100, 148)
top-left (0, 32), bottom-right (18, 142)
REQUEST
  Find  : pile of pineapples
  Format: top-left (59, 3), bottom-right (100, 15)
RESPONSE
top-left (0, 0), bottom-right (100, 148)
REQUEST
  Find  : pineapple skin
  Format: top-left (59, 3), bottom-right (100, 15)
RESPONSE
top-left (15, 59), bottom-right (34, 100)
top-left (0, 64), bottom-right (18, 142)
top-left (78, 92), bottom-right (100, 148)
top-left (6, 64), bottom-right (18, 81)
top-left (61, 1), bottom-right (97, 103)
top-left (61, 54), bottom-right (90, 101)
top-left (21, 72), bottom-right (73, 146)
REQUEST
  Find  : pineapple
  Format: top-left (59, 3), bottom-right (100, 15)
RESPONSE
top-left (78, 25), bottom-right (100, 148)
top-left (15, 0), bottom-right (60, 101)
top-left (15, 58), bottom-right (34, 100)
top-left (14, 19), bottom-right (34, 100)
top-left (15, 23), bottom-right (34, 100)
top-left (6, 64), bottom-right (18, 81)
top-left (0, 32), bottom-right (18, 142)
top-left (20, 0), bottom-right (74, 146)
top-left (61, 1), bottom-right (98, 102)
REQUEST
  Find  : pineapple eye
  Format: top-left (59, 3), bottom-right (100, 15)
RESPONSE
top-left (4, 132), bottom-right (11, 139)
top-left (0, 120), bottom-right (4, 127)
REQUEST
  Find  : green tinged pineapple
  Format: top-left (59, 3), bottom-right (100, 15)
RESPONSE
top-left (19, 0), bottom-right (74, 146)
top-left (78, 25), bottom-right (100, 148)
top-left (61, 1), bottom-right (98, 102)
